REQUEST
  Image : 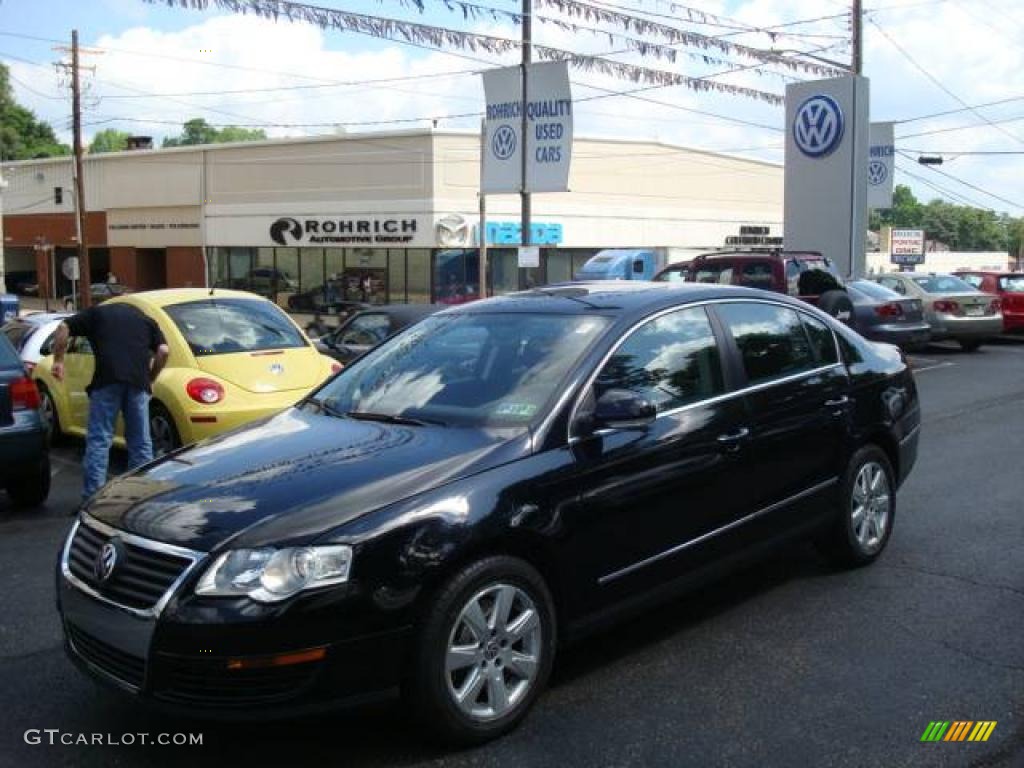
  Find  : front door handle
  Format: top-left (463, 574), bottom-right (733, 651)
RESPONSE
top-left (824, 396), bottom-right (850, 408)
top-left (717, 427), bottom-right (750, 452)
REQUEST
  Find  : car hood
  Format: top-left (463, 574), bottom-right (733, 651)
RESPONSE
top-left (84, 407), bottom-right (530, 552)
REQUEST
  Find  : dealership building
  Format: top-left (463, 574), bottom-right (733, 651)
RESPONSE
top-left (0, 129), bottom-right (784, 306)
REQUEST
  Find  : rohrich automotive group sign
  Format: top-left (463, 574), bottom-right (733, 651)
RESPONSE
top-left (482, 61), bottom-right (573, 194)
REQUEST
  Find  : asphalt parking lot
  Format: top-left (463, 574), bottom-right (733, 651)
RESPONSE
top-left (1, 339), bottom-right (1021, 768)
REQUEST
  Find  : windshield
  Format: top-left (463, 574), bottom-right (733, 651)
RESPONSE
top-left (314, 312), bottom-right (611, 428)
top-left (165, 298), bottom-right (308, 356)
top-left (911, 274), bottom-right (978, 293)
top-left (1000, 275), bottom-right (1024, 292)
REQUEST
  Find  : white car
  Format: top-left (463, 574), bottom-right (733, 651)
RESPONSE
top-left (0, 313), bottom-right (69, 373)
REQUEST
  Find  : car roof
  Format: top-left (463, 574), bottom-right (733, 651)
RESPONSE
top-left (6, 312), bottom-right (69, 326)
top-left (114, 288), bottom-right (269, 308)
top-left (443, 281), bottom-right (800, 318)
top-left (696, 249), bottom-right (825, 262)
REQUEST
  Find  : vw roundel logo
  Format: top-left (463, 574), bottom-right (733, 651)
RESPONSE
top-left (269, 363), bottom-right (284, 375)
top-left (868, 160), bottom-right (888, 186)
top-left (269, 217), bottom-right (303, 246)
top-left (94, 540), bottom-right (120, 583)
top-left (492, 125), bottom-right (517, 160)
top-left (793, 94), bottom-right (845, 158)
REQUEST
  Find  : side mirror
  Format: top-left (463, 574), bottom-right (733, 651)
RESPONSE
top-left (593, 388), bottom-right (656, 431)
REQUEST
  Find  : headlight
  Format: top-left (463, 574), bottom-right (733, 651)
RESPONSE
top-left (196, 545), bottom-right (352, 603)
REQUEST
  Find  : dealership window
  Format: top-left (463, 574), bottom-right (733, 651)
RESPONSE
top-left (545, 250), bottom-right (571, 284)
top-left (340, 248), bottom-right (387, 305)
top-left (435, 249), bottom-right (481, 305)
top-left (325, 248), bottom-right (344, 281)
top-left (407, 249), bottom-right (431, 305)
top-left (299, 247), bottom-right (324, 295)
top-left (388, 249), bottom-right (407, 303)
top-left (490, 249), bottom-right (519, 296)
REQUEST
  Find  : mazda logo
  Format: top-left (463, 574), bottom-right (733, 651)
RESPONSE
top-left (868, 160), bottom-right (888, 186)
top-left (94, 541), bottom-right (120, 583)
top-left (436, 214), bottom-right (469, 248)
top-left (492, 125), bottom-right (517, 161)
top-left (793, 94), bottom-right (844, 158)
top-left (270, 217), bottom-right (303, 245)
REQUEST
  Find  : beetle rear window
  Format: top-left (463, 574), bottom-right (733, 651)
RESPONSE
top-left (165, 298), bottom-right (307, 356)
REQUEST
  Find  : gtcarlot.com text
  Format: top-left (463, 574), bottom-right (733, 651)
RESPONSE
top-left (24, 729), bottom-right (203, 746)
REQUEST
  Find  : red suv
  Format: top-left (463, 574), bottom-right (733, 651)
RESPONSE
top-left (955, 270), bottom-right (1024, 333)
top-left (659, 250), bottom-right (854, 323)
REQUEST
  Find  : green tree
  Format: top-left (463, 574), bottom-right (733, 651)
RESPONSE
top-left (88, 128), bottom-right (132, 154)
top-left (162, 117), bottom-right (266, 147)
top-left (0, 63), bottom-right (70, 160)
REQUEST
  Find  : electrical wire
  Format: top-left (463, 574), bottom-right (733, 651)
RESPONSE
top-left (897, 150), bottom-right (1024, 211)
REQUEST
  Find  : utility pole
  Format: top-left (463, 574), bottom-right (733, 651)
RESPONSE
top-left (520, 0), bottom-right (531, 273)
top-left (71, 29), bottom-right (91, 307)
top-left (852, 0), bottom-right (863, 74)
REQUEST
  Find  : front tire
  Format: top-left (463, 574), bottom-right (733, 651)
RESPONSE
top-left (149, 401), bottom-right (181, 457)
top-left (6, 454), bottom-right (51, 507)
top-left (408, 556), bottom-right (556, 746)
top-left (818, 445), bottom-right (895, 567)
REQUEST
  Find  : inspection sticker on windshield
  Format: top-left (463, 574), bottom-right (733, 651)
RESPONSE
top-left (496, 402), bottom-right (538, 419)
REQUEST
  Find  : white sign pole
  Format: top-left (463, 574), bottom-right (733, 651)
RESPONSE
top-left (868, 122), bottom-right (895, 209)
top-left (784, 76), bottom-right (870, 278)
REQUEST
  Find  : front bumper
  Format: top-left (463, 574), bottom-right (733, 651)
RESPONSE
top-left (58, 516), bottom-right (410, 717)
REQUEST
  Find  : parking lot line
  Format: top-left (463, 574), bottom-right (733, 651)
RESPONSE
top-left (913, 361), bottom-right (956, 374)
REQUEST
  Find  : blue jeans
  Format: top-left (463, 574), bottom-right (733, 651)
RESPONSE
top-left (83, 383), bottom-right (152, 501)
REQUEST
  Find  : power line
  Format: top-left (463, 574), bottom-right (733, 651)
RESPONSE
top-left (897, 150), bottom-right (1024, 211)
top-left (896, 161), bottom-right (992, 209)
top-left (892, 95), bottom-right (1024, 125)
top-left (867, 14), bottom-right (1024, 147)
top-left (898, 113), bottom-right (1024, 140)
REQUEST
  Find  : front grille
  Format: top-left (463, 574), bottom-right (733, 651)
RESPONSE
top-left (67, 623), bottom-right (146, 689)
top-left (153, 653), bottom-right (323, 707)
top-left (67, 521), bottom-right (194, 611)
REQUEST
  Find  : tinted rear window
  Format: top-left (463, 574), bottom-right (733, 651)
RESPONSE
top-left (164, 299), bottom-right (307, 356)
top-left (0, 333), bottom-right (20, 367)
top-left (849, 280), bottom-right (901, 301)
top-left (1000, 275), bottom-right (1024, 292)
top-left (717, 302), bottom-right (816, 384)
top-left (911, 275), bottom-right (977, 293)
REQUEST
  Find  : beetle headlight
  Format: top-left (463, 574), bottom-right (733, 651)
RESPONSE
top-left (196, 546), bottom-right (352, 603)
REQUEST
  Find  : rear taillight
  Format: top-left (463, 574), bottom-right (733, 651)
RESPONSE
top-left (186, 378), bottom-right (225, 404)
top-left (10, 376), bottom-right (41, 411)
top-left (330, 362), bottom-right (342, 374)
top-left (933, 300), bottom-right (960, 314)
top-left (874, 302), bottom-right (903, 318)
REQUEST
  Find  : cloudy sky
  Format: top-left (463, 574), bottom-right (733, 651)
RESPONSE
top-left (1, 0), bottom-right (1022, 215)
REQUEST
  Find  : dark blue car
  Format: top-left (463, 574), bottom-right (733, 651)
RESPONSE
top-left (0, 334), bottom-right (50, 507)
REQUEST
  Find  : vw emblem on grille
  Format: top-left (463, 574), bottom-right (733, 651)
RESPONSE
top-left (868, 160), bottom-right (888, 185)
top-left (94, 540), bottom-right (121, 583)
top-left (269, 363), bottom-right (284, 375)
top-left (492, 125), bottom-right (517, 160)
top-left (793, 94), bottom-right (844, 158)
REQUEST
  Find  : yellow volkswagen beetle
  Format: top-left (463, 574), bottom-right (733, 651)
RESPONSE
top-left (32, 288), bottom-right (340, 454)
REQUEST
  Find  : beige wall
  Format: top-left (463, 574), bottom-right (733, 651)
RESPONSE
top-left (108, 206), bottom-right (201, 247)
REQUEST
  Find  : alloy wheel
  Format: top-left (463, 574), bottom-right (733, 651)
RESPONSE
top-left (850, 461), bottom-right (891, 554)
top-left (445, 583), bottom-right (542, 722)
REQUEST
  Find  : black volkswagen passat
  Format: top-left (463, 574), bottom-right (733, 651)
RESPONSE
top-left (58, 283), bottom-right (920, 744)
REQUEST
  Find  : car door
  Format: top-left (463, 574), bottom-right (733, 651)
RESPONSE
top-left (710, 301), bottom-right (850, 527)
top-left (561, 304), bottom-right (752, 609)
top-left (64, 336), bottom-right (95, 430)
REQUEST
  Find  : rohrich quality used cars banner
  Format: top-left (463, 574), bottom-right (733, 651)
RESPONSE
top-left (482, 61), bottom-right (573, 194)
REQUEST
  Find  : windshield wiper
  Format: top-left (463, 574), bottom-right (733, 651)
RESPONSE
top-left (306, 397), bottom-right (346, 418)
top-left (345, 411), bottom-right (443, 427)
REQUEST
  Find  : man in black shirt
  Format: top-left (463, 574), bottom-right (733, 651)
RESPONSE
top-left (52, 303), bottom-right (170, 501)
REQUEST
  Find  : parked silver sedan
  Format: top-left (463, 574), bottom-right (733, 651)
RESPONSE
top-left (871, 272), bottom-right (1002, 351)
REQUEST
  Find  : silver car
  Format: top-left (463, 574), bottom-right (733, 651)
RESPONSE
top-left (871, 272), bottom-right (1002, 352)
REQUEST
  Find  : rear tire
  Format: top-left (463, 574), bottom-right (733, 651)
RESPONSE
top-left (818, 445), bottom-right (895, 568)
top-left (37, 382), bottom-right (63, 445)
top-left (817, 289), bottom-right (856, 326)
top-left (6, 454), bottom-right (51, 508)
top-left (958, 338), bottom-right (982, 352)
top-left (148, 401), bottom-right (181, 457)
top-left (407, 556), bottom-right (556, 746)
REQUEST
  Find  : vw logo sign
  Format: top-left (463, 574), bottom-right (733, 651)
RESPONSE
top-left (868, 160), bottom-right (888, 186)
top-left (492, 125), bottom-right (517, 161)
top-left (269, 363), bottom-right (284, 375)
top-left (793, 94), bottom-right (845, 158)
top-left (94, 540), bottom-right (120, 583)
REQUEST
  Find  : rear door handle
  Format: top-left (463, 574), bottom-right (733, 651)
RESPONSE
top-left (825, 396), bottom-right (850, 408)
top-left (717, 427), bottom-right (750, 452)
